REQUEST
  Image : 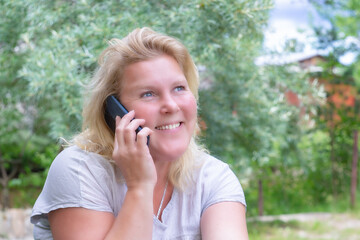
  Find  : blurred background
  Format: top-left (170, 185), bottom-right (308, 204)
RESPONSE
top-left (1, 0), bottom-right (359, 239)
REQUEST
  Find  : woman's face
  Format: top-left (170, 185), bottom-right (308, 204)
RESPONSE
top-left (119, 55), bottom-right (197, 162)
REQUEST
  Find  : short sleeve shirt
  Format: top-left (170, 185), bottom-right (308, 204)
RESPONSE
top-left (31, 146), bottom-right (246, 240)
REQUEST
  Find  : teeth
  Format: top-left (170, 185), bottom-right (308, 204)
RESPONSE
top-left (156, 123), bottom-right (180, 130)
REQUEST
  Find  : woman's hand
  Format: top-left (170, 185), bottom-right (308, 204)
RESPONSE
top-left (112, 110), bottom-right (157, 190)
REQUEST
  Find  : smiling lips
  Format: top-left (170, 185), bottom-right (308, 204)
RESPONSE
top-left (155, 122), bottom-right (181, 130)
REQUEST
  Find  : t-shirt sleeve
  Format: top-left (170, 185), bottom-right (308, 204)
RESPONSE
top-left (30, 146), bottom-right (115, 224)
top-left (200, 154), bottom-right (246, 214)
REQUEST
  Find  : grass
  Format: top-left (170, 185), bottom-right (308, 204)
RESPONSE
top-left (247, 217), bottom-right (360, 240)
top-left (247, 209), bottom-right (360, 240)
top-left (247, 196), bottom-right (360, 240)
top-left (248, 220), bottom-right (303, 240)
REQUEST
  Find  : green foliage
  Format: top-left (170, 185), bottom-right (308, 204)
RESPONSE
top-left (2, 0), bottom-right (286, 209)
top-left (1, 0), bottom-right (339, 216)
top-left (201, 53), bottom-right (323, 215)
top-left (15, 0), bottom-right (275, 140)
top-left (309, 0), bottom-right (360, 203)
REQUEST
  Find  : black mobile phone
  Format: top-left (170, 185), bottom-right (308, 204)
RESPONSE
top-left (104, 95), bottom-right (149, 144)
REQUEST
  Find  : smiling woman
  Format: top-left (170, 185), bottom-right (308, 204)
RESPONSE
top-left (30, 27), bottom-right (248, 240)
top-left (119, 55), bottom-right (198, 164)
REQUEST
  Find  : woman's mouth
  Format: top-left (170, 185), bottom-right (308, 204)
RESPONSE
top-left (155, 122), bottom-right (181, 130)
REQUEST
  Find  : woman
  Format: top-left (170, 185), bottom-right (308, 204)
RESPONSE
top-left (31, 27), bottom-right (248, 240)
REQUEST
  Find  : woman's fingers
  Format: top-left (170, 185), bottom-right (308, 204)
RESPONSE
top-left (115, 110), bottom-right (135, 143)
top-left (136, 127), bottom-right (152, 148)
top-left (114, 110), bottom-right (148, 146)
top-left (123, 118), bottom-right (146, 144)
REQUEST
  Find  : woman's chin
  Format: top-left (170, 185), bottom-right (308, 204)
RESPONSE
top-left (150, 144), bottom-right (188, 162)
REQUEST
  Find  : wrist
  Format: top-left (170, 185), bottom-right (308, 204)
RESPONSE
top-left (126, 184), bottom-right (155, 198)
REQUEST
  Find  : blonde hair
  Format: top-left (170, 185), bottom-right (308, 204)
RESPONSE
top-left (72, 27), bottom-right (203, 190)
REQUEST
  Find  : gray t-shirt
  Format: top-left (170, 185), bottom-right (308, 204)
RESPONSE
top-left (31, 146), bottom-right (246, 240)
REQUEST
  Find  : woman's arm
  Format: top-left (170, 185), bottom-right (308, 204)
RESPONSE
top-left (49, 185), bottom-right (154, 240)
top-left (49, 113), bottom-right (156, 240)
top-left (200, 202), bottom-right (248, 240)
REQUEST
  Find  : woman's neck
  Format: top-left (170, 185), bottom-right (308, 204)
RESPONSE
top-left (153, 159), bottom-right (172, 184)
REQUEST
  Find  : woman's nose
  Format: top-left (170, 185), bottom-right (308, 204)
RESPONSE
top-left (160, 94), bottom-right (180, 114)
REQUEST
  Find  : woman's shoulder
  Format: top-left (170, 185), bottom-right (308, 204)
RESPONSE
top-left (47, 145), bottom-right (116, 186)
top-left (188, 150), bottom-right (246, 211)
top-left (194, 150), bottom-right (243, 191)
top-left (56, 145), bottom-right (109, 162)
top-left (53, 145), bottom-right (113, 170)
top-left (195, 151), bottom-right (231, 173)
top-left (31, 146), bottom-right (118, 225)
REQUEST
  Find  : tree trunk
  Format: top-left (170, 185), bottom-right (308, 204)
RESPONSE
top-left (350, 130), bottom-right (358, 208)
top-left (330, 127), bottom-right (338, 198)
top-left (0, 153), bottom-right (20, 210)
top-left (258, 179), bottom-right (263, 216)
top-left (1, 183), bottom-right (10, 210)
top-left (0, 161), bottom-right (11, 210)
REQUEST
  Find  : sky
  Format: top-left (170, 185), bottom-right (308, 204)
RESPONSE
top-left (263, 0), bottom-right (356, 65)
top-left (257, 0), bottom-right (325, 65)
top-left (264, 0), bottom-right (321, 53)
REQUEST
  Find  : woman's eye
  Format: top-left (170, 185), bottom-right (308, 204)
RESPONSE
top-left (141, 92), bottom-right (154, 98)
top-left (174, 86), bottom-right (185, 92)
